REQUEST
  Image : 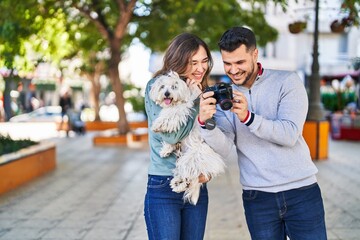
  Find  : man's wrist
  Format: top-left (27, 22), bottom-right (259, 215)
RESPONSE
top-left (198, 115), bottom-right (206, 129)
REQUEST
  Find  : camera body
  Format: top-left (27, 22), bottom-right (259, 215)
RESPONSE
top-left (204, 82), bottom-right (233, 110)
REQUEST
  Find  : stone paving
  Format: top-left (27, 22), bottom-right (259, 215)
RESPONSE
top-left (0, 131), bottom-right (359, 240)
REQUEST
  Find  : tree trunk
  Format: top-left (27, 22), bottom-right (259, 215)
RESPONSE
top-left (108, 47), bottom-right (129, 135)
top-left (92, 82), bottom-right (101, 121)
top-left (3, 76), bottom-right (14, 121)
top-left (87, 73), bottom-right (101, 121)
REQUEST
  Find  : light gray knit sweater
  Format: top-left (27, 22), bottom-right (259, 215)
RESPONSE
top-left (200, 69), bottom-right (318, 192)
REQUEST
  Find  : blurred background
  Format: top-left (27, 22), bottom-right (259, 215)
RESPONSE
top-left (0, 0), bottom-right (359, 139)
top-left (1, 2), bottom-right (360, 239)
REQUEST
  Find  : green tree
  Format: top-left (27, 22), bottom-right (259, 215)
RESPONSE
top-left (5, 1), bottom-right (358, 131)
top-left (132, 0), bottom-right (280, 51)
top-left (39, 0), bottom-right (281, 134)
top-left (41, 0), bottom-right (137, 134)
top-left (61, 18), bottom-right (109, 121)
top-left (0, 0), bottom-right (43, 119)
top-left (0, 2), bottom-right (75, 120)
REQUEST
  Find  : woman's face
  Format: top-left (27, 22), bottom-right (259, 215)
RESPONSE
top-left (184, 46), bottom-right (209, 84)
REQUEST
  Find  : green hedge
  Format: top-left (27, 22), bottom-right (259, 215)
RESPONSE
top-left (0, 135), bottom-right (38, 156)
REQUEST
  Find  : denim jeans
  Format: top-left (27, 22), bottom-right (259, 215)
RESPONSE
top-left (144, 175), bottom-right (208, 240)
top-left (242, 183), bottom-right (327, 240)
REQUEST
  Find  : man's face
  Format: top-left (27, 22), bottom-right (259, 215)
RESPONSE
top-left (221, 45), bottom-right (258, 88)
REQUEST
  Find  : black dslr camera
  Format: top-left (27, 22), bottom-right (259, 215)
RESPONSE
top-left (204, 82), bottom-right (233, 110)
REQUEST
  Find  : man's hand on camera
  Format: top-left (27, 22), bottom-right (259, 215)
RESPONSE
top-left (199, 91), bottom-right (216, 123)
top-left (231, 90), bottom-right (249, 122)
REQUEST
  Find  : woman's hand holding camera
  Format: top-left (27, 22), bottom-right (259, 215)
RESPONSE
top-left (231, 90), bottom-right (249, 122)
top-left (199, 91), bottom-right (217, 123)
top-left (186, 78), bottom-right (203, 100)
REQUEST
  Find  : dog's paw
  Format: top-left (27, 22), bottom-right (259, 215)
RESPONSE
top-left (159, 148), bottom-right (173, 158)
top-left (170, 177), bottom-right (188, 193)
top-left (151, 120), bottom-right (164, 133)
top-left (159, 149), bottom-right (170, 158)
top-left (152, 118), bottom-right (179, 133)
top-left (159, 143), bottom-right (176, 158)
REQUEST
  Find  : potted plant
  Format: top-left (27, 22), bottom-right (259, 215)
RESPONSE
top-left (330, 19), bottom-right (346, 33)
top-left (288, 21), bottom-right (307, 34)
top-left (331, 14), bottom-right (355, 33)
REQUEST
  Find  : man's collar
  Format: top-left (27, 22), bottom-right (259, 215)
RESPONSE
top-left (257, 62), bottom-right (263, 76)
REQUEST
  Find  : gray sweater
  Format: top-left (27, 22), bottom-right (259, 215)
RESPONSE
top-left (200, 69), bottom-right (318, 192)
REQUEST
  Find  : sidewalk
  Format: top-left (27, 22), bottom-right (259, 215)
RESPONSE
top-left (0, 131), bottom-right (359, 240)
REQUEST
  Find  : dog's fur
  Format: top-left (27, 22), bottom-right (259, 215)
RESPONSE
top-left (149, 71), bottom-right (226, 205)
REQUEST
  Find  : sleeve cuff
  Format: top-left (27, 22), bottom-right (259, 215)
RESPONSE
top-left (242, 111), bottom-right (254, 126)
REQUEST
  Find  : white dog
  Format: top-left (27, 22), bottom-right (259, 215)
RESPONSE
top-left (149, 71), bottom-right (226, 205)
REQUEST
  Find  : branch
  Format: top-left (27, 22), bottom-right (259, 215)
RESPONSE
top-left (114, 0), bottom-right (137, 40)
top-left (117, 0), bottom-right (125, 12)
top-left (72, 1), bottom-right (112, 41)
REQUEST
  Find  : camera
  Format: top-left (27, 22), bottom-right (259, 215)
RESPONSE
top-left (204, 82), bottom-right (233, 110)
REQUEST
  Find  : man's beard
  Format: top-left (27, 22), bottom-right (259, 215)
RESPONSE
top-left (234, 62), bottom-right (255, 87)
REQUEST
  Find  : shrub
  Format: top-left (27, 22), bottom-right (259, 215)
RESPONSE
top-left (0, 135), bottom-right (38, 156)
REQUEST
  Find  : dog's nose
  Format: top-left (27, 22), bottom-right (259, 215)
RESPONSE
top-left (164, 91), bottom-right (170, 97)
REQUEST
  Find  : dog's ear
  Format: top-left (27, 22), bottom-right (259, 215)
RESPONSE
top-left (149, 78), bottom-right (163, 102)
top-left (172, 71), bottom-right (180, 78)
top-left (177, 78), bottom-right (191, 100)
top-left (168, 70), bottom-right (180, 79)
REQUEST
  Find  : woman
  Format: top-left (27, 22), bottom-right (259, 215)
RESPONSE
top-left (144, 33), bottom-right (213, 240)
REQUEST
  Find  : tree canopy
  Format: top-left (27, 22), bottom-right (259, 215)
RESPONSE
top-left (131, 0), bottom-right (279, 51)
top-left (2, 0), bottom-right (358, 130)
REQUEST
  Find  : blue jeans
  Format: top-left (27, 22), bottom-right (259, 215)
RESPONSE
top-left (242, 183), bottom-right (327, 240)
top-left (144, 175), bottom-right (208, 240)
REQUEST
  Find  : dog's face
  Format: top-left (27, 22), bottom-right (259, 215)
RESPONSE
top-left (149, 72), bottom-right (191, 108)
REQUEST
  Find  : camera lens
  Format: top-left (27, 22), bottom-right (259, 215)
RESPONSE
top-left (219, 99), bottom-right (233, 110)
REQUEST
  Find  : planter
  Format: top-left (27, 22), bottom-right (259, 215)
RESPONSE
top-left (288, 21), bottom-right (307, 34)
top-left (85, 121), bottom-right (148, 131)
top-left (330, 20), bottom-right (345, 33)
top-left (93, 128), bottom-right (148, 146)
top-left (330, 113), bottom-right (360, 140)
top-left (303, 120), bottom-right (329, 160)
top-left (0, 142), bottom-right (56, 195)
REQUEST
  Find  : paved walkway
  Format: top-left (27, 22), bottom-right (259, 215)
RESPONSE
top-left (0, 130), bottom-right (359, 239)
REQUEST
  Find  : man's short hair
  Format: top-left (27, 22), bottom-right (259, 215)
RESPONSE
top-left (218, 26), bottom-right (257, 52)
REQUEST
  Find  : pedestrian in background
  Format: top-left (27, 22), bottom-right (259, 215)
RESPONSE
top-left (59, 88), bottom-right (72, 135)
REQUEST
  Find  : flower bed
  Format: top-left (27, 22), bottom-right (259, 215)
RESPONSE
top-left (0, 140), bottom-right (56, 195)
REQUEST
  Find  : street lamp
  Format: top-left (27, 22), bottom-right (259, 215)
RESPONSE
top-left (307, 0), bottom-right (326, 121)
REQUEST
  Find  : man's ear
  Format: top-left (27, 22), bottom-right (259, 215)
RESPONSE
top-left (253, 48), bottom-right (258, 61)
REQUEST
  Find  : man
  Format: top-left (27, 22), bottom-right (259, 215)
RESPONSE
top-left (198, 26), bottom-right (327, 239)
